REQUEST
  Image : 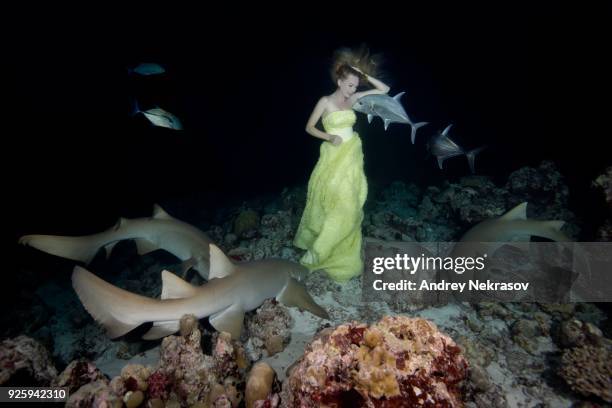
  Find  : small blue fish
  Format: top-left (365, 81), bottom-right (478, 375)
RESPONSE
top-left (352, 92), bottom-right (428, 144)
top-left (128, 63), bottom-right (166, 76)
top-left (427, 124), bottom-right (485, 173)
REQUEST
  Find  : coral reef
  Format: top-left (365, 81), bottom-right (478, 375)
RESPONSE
top-left (155, 315), bottom-right (247, 406)
top-left (234, 209), bottom-right (260, 239)
top-left (284, 316), bottom-right (468, 407)
top-left (0, 335), bottom-right (58, 386)
top-left (364, 160), bottom-right (579, 242)
top-left (593, 166), bottom-right (612, 240)
top-left (245, 299), bottom-right (293, 359)
top-left (246, 362), bottom-right (277, 408)
top-left (66, 379), bottom-right (121, 408)
top-left (226, 210), bottom-right (299, 262)
top-left (57, 313), bottom-right (252, 407)
top-left (54, 359), bottom-right (107, 393)
top-left (559, 343), bottom-right (612, 403)
top-left (592, 166), bottom-right (612, 205)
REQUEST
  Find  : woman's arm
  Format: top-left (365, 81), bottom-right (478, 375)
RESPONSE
top-left (349, 66), bottom-right (390, 104)
top-left (305, 97), bottom-right (342, 146)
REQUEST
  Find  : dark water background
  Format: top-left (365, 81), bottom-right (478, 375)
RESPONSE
top-left (4, 4), bottom-right (609, 267)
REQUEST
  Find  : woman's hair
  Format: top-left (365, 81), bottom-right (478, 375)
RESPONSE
top-left (330, 44), bottom-right (383, 86)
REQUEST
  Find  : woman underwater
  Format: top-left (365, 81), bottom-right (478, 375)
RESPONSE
top-left (294, 46), bottom-right (390, 282)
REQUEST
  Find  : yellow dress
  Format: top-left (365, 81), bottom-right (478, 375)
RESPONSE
top-left (294, 110), bottom-right (368, 282)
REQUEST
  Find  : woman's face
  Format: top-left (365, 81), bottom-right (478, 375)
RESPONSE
top-left (337, 73), bottom-right (359, 98)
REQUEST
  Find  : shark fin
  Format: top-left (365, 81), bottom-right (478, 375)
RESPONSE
top-left (544, 220), bottom-right (565, 231)
top-left (72, 266), bottom-right (149, 338)
top-left (393, 91), bottom-right (406, 101)
top-left (160, 270), bottom-right (198, 300)
top-left (142, 320), bottom-right (180, 340)
top-left (277, 278), bottom-right (329, 320)
top-left (383, 119), bottom-right (391, 130)
top-left (367, 114), bottom-right (373, 124)
top-left (133, 238), bottom-right (158, 255)
top-left (209, 303), bottom-right (245, 339)
top-left (176, 258), bottom-right (197, 278)
top-left (209, 244), bottom-right (236, 279)
top-left (501, 202), bottom-right (528, 221)
top-left (538, 220), bottom-right (569, 242)
top-left (152, 204), bottom-right (174, 220)
top-left (19, 235), bottom-right (100, 264)
top-left (108, 217), bottom-right (126, 232)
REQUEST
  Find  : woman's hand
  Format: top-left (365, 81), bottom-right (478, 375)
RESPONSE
top-left (328, 134), bottom-right (343, 146)
top-left (350, 65), bottom-right (364, 74)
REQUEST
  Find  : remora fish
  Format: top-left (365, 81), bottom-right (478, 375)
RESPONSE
top-left (352, 92), bottom-right (428, 143)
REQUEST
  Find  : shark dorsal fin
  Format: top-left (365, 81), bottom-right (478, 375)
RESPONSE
top-left (500, 202), bottom-right (528, 221)
top-left (110, 217), bottom-right (128, 231)
top-left (160, 270), bottom-right (198, 299)
top-left (152, 204), bottom-right (173, 220)
top-left (393, 91), bottom-right (405, 101)
top-left (208, 244), bottom-right (236, 279)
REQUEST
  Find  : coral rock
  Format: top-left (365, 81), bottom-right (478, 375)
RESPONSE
top-left (66, 379), bottom-right (121, 408)
top-left (0, 335), bottom-right (58, 386)
top-left (286, 316), bottom-right (468, 407)
top-left (246, 362), bottom-right (276, 408)
top-left (54, 359), bottom-right (107, 393)
top-left (559, 344), bottom-right (612, 402)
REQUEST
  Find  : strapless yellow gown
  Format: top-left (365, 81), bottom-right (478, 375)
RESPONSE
top-left (294, 110), bottom-right (368, 282)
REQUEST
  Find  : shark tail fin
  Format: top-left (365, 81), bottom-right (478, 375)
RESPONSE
top-left (277, 278), bottom-right (329, 320)
top-left (72, 266), bottom-right (151, 338)
top-left (466, 146), bottom-right (486, 174)
top-left (410, 122), bottom-right (429, 144)
top-left (19, 234), bottom-right (101, 264)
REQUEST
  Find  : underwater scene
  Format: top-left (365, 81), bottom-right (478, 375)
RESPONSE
top-left (4, 6), bottom-right (611, 408)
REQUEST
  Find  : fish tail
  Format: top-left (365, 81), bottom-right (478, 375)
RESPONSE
top-left (72, 266), bottom-right (149, 338)
top-left (129, 97), bottom-right (141, 117)
top-left (411, 122), bottom-right (428, 144)
top-left (466, 146), bottom-right (486, 174)
top-left (19, 234), bottom-right (103, 264)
